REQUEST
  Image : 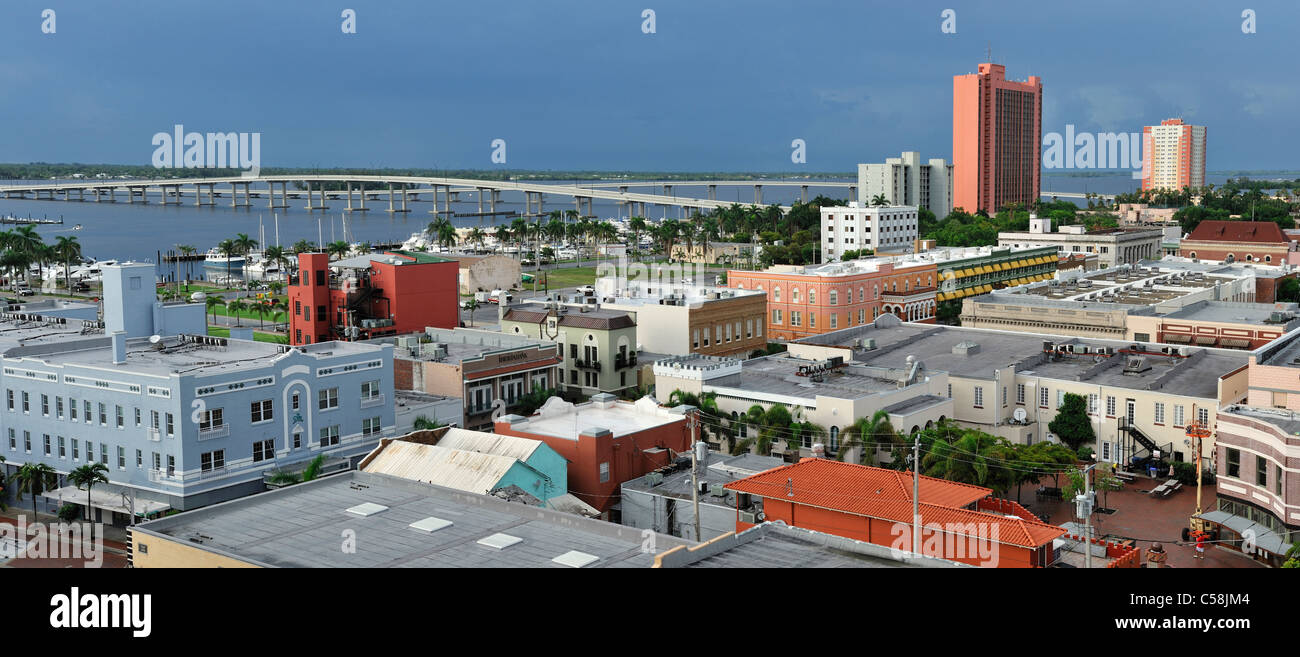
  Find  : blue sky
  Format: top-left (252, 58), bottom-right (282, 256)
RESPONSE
top-left (2, 0), bottom-right (1297, 171)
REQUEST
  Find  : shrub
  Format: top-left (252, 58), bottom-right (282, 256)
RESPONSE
top-left (57, 503), bottom-right (80, 522)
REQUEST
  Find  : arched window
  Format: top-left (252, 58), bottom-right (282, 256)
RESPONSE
top-left (1265, 255), bottom-right (1273, 263)
top-left (829, 290), bottom-right (837, 306)
top-left (791, 288), bottom-right (800, 304)
top-left (858, 286), bottom-right (864, 302)
top-left (1245, 254), bottom-right (1254, 262)
top-left (829, 426), bottom-right (840, 451)
top-left (773, 286), bottom-right (781, 302)
top-left (873, 285), bottom-right (879, 297)
top-left (808, 289), bottom-right (816, 304)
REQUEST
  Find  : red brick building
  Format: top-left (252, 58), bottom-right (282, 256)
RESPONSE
top-left (1179, 221), bottom-right (1296, 265)
top-left (494, 394), bottom-right (694, 516)
top-left (725, 458), bottom-right (1069, 568)
top-left (288, 251), bottom-right (459, 345)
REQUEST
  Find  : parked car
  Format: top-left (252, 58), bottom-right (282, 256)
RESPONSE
top-left (575, 284), bottom-right (595, 296)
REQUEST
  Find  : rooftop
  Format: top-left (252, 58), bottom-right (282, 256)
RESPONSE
top-left (501, 395), bottom-right (684, 441)
top-left (655, 521), bottom-right (968, 568)
top-left (1161, 300), bottom-right (1300, 325)
top-left (330, 250), bottom-right (454, 269)
top-left (621, 452), bottom-right (787, 507)
top-left (359, 439), bottom-right (540, 496)
top-left (502, 305), bottom-right (636, 331)
top-left (798, 320), bottom-right (1249, 398)
top-left (132, 470), bottom-right (684, 568)
top-left (1185, 220), bottom-right (1290, 244)
top-left (369, 327), bottom-right (556, 365)
top-left (4, 333), bottom-right (385, 377)
top-left (0, 313), bottom-right (103, 352)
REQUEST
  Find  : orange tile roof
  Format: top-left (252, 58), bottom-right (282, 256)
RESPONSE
top-left (724, 458), bottom-right (1065, 548)
top-left (723, 458), bottom-right (991, 511)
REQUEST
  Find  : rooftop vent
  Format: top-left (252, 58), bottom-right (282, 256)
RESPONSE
top-left (345, 502), bottom-right (389, 517)
top-left (952, 341), bottom-right (981, 356)
top-left (552, 550), bottom-right (600, 568)
top-left (1122, 357), bottom-right (1152, 374)
top-left (477, 533), bottom-right (523, 550)
top-left (409, 516), bottom-right (454, 533)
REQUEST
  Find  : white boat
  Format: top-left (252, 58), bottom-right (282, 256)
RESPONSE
top-left (204, 247), bottom-right (245, 268)
top-left (69, 259), bottom-right (119, 283)
top-left (244, 256), bottom-right (280, 275)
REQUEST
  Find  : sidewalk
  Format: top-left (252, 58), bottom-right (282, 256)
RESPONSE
top-left (1, 508), bottom-right (131, 568)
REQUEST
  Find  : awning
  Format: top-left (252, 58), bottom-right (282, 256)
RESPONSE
top-left (1197, 510), bottom-right (1289, 556)
top-left (959, 268), bottom-right (975, 278)
top-left (1194, 336), bottom-right (1218, 346)
top-left (978, 284), bottom-right (992, 294)
top-left (977, 266), bottom-right (991, 275)
top-left (1162, 333), bottom-right (1192, 343)
top-left (1220, 338), bottom-right (1252, 348)
top-left (43, 485), bottom-right (172, 517)
top-left (936, 292), bottom-right (948, 302)
top-left (1014, 259), bottom-right (1029, 268)
top-left (994, 262), bottom-right (1007, 271)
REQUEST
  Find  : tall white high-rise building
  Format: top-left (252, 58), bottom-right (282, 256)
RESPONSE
top-left (1141, 118), bottom-right (1207, 191)
top-left (857, 152), bottom-right (954, 218)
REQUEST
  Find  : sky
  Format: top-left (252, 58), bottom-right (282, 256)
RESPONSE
top-left (2, 0), bottom-right (1298, 172)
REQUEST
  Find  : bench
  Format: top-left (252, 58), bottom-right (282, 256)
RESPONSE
top-left (1149, 484), bottom-right (1169, 497)
top-left (1115, 471), bottom-right (1135, 483)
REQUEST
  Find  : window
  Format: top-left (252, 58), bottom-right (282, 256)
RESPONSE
top-left (319, 425), bottom-right (340, 447)
top-left (1088, 394), bottom-right (1098, 415)
top-left (1102, 441), bottom-right (1112, 461)
top-left (152, 452), bottom-right (161, 471)
top-left (746, 319), bottom-right (753, 339)
top-left (809, 289), bottom-right (816, 304)
top-left (1002, 386), bottom-right (1008, 407)
top-left (84, 440), bottom-right (92, 460)
top-left (199, 408), bottom-right (224, 432)
top-left (363, 417), bottom-right (382, 436)
top-left (253, 439), bottom-right (275, 462)
top-left (116, 405), bottom-right (124, 428)
top-left (361, 380), bottom-right (380, 400)
top-left (791, 288), bottom-right (799, 304)
top-left (24, 431), bottom-right (31, 452)
top-left (83, 400), bottom-right (91, 423)
top-left (1256, 455), bottom-right (1268, 487)
top-left (134, 407), bottom-right (141, 426)
top-left (1197, 408), bottom-right (1209, 426)
top-left (1106, 396), bottom-right (1116, 417)
top-left (1174, 405), bottom-right (1184, 427)
top-left (200, 450), bottom-right (225, 472)
top-left (830, 314), bottom-right (838, 329)
top-left (599, 462), bottom-right (610, 483)
top-left (1016, 384), bottom-right (1026, 404)
top-left (22, 392), bottom-right (29, 413)
top-left (43, 434), bottom-right (51, 456)
top-left (1153, 402), bottom-right (1165, 425)
top-left (772, 309), bottom-right (782, 324)
top-left (7, 428), bottom-right (13, 451)
top-left (251, 399), bottom-right (273, 423)
top-left (293, 431), bottom-right (302, 449)
top-left (72, 439), bottom-right (79, 460)
top-left (1039, 387), bottom-right (1049, 408)
top-left (318, 387), bottom-right (339, 410)
top-left (292, 392), bottom-right (300, 411)
top-left (167, 455), bottom-right (175, 476)
top-left (1226, 448), bottom-right (1240, 478)
top-left (773, 287), bottom-right (781, 302)
top-left (974, 387), bottom-right (984, 408)
top-left (702, 327), bottom-right (710, 346)
top-left (100, 443), bottom-right (108, 465)
top-left (1276, 465), bottom-right (1283, 496)
top-left (5, 389), bottom-right (11, 411)
top-left (136, 449), bottom-right (143, 468)
top-left (41, 394), bottom-right (48, 416)
top-left (117, 446), bottom-right (126, 469)
top-left (829, 290), bottom-right (838, 306)
top-left (1056, 390), bottom-right (1064, 409)
top-left (791, 311), bottom-right (801, 327)
top-left (692, 329), bottom-right (700, 348)
top-left (98, 403), bottom-right (107, 425)
top-left (809, 313), bottom-right (816, 328)
top-left (303, 305), bottom-right (311, 322)
top-left (58, 436), bottom-right (65, 458)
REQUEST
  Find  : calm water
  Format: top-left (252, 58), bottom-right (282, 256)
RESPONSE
top-left (0, 174), bottom-right (1283, 280)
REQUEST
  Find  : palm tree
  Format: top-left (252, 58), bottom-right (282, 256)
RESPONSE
top-left (466, 227), bottom-right (487, 252)
top-left (233, 232), bottom-right (258, 257)
top-left (427, 218), bottom-right (457, 250)
top-left (492, 225), bottom-right (511, 255)
top-left (217, 238), bottom-right (238, 285)
top-left (628, 216), bottom-right (647, 259)
top-left (176, 244), bottom-right (197, 282)
top-left (836, 410), bottom-right (900, 465)
top-left (67, 463), bottom-right (109, 521)
top-left (413, 416), bottom-right (444, 431)
top-left (292, 239), bottom-right (316, 255)
top-left (325, 241), bottom-right (351, 260)
top-left (205, 294), bottom-right (225, 324)
top-left (226, 298), bottom-right (247, 326)
top-left (871, 194), bottom-right (889, 207)
top-left (730, 403), bottom-right (791, 456)
top-left (0, 249), bottom-right (32, 288)
top-left (14, 462), bottom-right (59, 521)
top-left (463, 298), bottom-right (479, 326)
top-left (55, 235), bottom-right (82, 292)
top-left (262, 245), bottom-right (290, 275)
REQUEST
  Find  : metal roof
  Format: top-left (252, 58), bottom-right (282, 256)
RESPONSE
top-left (360, 440), bottom-right (527, 495)
top-left (434, 428), bottom-right (543, 462)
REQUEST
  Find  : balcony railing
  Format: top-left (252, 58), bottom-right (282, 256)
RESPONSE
top-left (615, 354), bottom-right (638, 369)
top-left (197, 424), bottom-right (229, 441)
top-left (146, 428), bottom-right (161, 442)
top-left (360, 393), bottom-right (385, 409)
top-left (148, 469), bottom-right (176, 483)
top-left (574, 359), bottom-right (602, 372)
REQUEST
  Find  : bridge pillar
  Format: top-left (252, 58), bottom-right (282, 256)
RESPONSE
top-left (619, 185), bottom-right (628, 194)
top-left (357, 183), bottom-right (367, 211)
top-left (754, 185), bottom-right (762, 205)
top-left (345, 182), bottom-right (354, 212)
top-left (664, 184), bottom-right (673, 197)
top-left (94, 188), bottom-right (102, 202)
top-left (708, 184), bottom-right (716, 201)
top-left (801, 185), bottom-right (808, 204)
top-left (849, 185), bottom-right (857, 202)
top-left (400, 187), bottom-right (408, 213)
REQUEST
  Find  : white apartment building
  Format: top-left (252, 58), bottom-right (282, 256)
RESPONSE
top-left (821, 203), bottom-right (919, 261)
top-left (1141, 118), bottom-right (1207, 191)
top-left (858, 151), bottom-right (954, 218)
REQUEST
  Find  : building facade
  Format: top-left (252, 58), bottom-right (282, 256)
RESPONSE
top-left (288, 251), bottom-right (458, 346)
top-left (447, 254), bottom-right (522, 294)
top-left (820, 203), bottom-right (919, 260)
top-left (953, 62), bottom-right (1043, 214)
top-left (591, 278), bottom-right (768, 358)
top-left (500, 303), bottom-right (638, 396)
top-left (1141, 118), bottom-right (1207, 191)
top-left (857, 152), bottom-right (954, 218)
top-left (1179, 221), bottom-right (1296, 265)
top-left (998, 216), bottom-right (1164, 268)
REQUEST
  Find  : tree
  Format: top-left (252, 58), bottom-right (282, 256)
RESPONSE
top-left (835, 410), bottom-right (899, 465)
top-left (206, 294), bottom-right (225, 324)
top-left (67, 463), bottom-right (109, 521)
top-left (1049, 393), bottom-right (1096, 452)
top-left (14, 462), bottom-right (59, 520)
top-left (412, 416), bottom-right (444, 431)
top-left (462, 298), bottom-right (479, 326)
top-left (870, 193), bottom-right (889, 207)
top-left (301, 454), bottom-right (327, 482)
top-left (731, 403), bottom-right (792, 456)
top-left (54, 235), bottom-right (82, 292)
top-left (217, 238), bottom-right (238, 284)
top-left (921, 428), bottom-right (1017, 494)
top-left (233, 232), bottom-right (258, 257)
top-left (427, 218), bottom-right (457, 249)
top-left (325, 241), bottom-right (351, 260)
top-left (1277, 278), bottom-right (1300, 303)
top-left (226, 298), bottom-right (247, 326)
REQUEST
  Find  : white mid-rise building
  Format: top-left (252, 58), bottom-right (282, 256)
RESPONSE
top-left (1141, 118), bottom-right (1207, 191)
top-left (857, 152), bottom-right (953, 218)
top-left (821, 203), bottom-right (919, 261)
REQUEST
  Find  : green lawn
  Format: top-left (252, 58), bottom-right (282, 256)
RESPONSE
top-left (207, 326), bottom-right (288, 344)
top-left (533, 266), bottom-right (597, 289)
top-left (207, 304), bottom-right (289, 323)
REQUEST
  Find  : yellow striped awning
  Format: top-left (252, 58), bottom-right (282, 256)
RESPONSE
top-left (978, 266), bottom-right (992, 274)
top-left (959, 268), bottom-right (975, 278)
top-left (937, 292), bottom-right (949, 302)
top-left (1015, 259), bottom-right (1029, 268)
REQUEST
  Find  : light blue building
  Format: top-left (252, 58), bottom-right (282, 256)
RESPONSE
top-left (0, 261), bottom-right (397, 521)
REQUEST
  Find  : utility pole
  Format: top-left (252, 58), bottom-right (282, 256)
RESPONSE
top-left (912, 435), bottom-right (921, 557)
top-left (689, 409), bottom-right (703, 542)
top-left (1077, 459), bottom-right (1099, 569)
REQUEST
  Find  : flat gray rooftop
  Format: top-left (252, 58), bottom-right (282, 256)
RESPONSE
top-left (6, 334), bottom-right (383, 376)
top-left (622, 452), bottom-right (786, 506)
top-left (370, 329), bottom-right (555, 365)
top-left (0, 317), bottom-right (102, 351)
top-left (721, 355), bottom-right (904, 401)
top-left (1222, 406), bottom-right (1300, 436)
top-left (806, 323), bottom-right (1248, 398)
top-left (1161, 300), bottom-right (1297, 324)
top-left (134, 470), bottom-right (684, 568)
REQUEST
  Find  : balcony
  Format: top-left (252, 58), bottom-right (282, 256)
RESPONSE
top-left (197, 424), bottom-right (229, 441)
top-left (615, 354), bottom-right (638, 369)
top-left (360, 393), bottom-right (386, 409)
top-left (148, 469), bottom-right (176, 484)
top-left (574, 359), bottom-right (602, 372)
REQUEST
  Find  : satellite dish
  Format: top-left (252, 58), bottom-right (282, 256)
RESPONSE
top-left (1013, 407), bottom-right (1027, 423)
top-left (148, 335), bottom-right (161, 344)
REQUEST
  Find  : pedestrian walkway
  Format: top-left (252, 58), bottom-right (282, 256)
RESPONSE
top-left (1, 510), bottom-right (131, 568)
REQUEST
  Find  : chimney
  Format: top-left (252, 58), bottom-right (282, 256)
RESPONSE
top-left (111, 330), bottom-right (127, 365)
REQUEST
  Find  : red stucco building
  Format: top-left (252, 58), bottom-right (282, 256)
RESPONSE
top-left (953, 62), bottom-right (1042, 214)
top-left (494, 394), bottom-right (694, 517)
top-left (288, 251), bottom-right (459, 345)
